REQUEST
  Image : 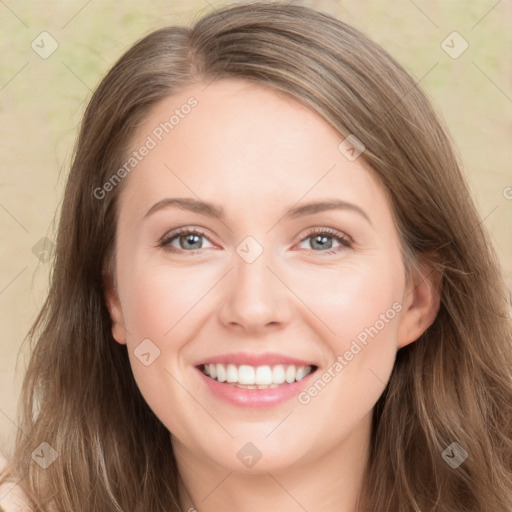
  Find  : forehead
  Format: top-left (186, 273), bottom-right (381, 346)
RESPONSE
top-left (119, 78), bottom-right (389, 222)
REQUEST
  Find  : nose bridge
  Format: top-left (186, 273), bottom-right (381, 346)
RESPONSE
top-left (234, 235), bottom-right (276, 300)
top-left (218, 235), bottom-right (289, 329)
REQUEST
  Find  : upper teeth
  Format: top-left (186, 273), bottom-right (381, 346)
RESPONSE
top-left (202, 363), bottom-right (313, 385)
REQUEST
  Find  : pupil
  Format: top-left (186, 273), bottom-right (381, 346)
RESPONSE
top-left (182, 234), bottom-right (201, 249)
top-left (312, 235), bottom-right (332, 250)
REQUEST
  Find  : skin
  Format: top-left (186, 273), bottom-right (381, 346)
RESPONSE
top-left (105, 78), bottom-right (441, 512)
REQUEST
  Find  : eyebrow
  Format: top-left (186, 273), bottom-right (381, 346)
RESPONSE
top-left (144, 197), bottom-right (373, 226)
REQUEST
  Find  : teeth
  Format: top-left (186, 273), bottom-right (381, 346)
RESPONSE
top-left (202, 363), bottom-right (314, 386)
top-left (216, 364), bottom-right (226, 383)
top-left (239, 365), bottom-right (255, 385)
top-left (295, 366), bottom-right (308, 381)
top-left (226, 364), bottom-right (238, 383)
top-left (272, 365), bottom-right (285, 384)
top-left (255, 365), bottom-right (272, 385)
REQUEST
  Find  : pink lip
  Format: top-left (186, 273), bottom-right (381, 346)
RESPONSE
top-left (196, 352), bottom-right (316, 367)
top-left (194, 364), bottom-right (318, 409)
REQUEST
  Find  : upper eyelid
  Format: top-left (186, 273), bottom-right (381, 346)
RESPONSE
top-left (161, 227), bottom-right (213, 243)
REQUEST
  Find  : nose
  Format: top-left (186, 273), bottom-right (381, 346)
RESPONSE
top-left (217, 243), bottom-right (293, 333)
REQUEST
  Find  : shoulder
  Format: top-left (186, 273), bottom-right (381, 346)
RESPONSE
top-left (0, 480), bottom-right (32, 511)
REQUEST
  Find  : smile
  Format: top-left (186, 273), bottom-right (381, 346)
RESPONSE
top-left (200, 363), bottom-right (317, 388)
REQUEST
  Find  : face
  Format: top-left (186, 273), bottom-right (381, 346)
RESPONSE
top-left (106, 78), bottom-right (439, 475)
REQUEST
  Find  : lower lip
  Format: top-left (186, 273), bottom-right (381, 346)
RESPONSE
top-left (195, 367), bottom-right (317, 408)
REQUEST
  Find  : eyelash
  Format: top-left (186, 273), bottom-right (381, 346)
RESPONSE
top-left (159, 227), bottom-right (352, 256)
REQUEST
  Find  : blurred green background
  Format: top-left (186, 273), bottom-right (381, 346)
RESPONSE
top-left (1, 0), bottom-right (511, 454)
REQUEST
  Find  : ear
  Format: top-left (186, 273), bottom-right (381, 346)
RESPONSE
top-left (103, 272), bottom-right (128, 345)
top-left (397, 259), bottom-right (442, 349)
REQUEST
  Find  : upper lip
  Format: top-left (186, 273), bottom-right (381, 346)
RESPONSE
top-left (196, 352), bottom-right (317, 368)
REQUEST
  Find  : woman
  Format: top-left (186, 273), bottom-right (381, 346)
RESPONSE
top-left (1, 2), bottom-right (511, 511)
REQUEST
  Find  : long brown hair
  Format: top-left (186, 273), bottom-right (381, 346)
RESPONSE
top-left (1, 2), bottom-right (511, 510)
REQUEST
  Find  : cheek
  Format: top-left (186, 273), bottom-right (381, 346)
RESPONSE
top-left (288, 256), bottom-right (403, 347)
top-left (120, 247), bottom-right (404, 361)
top-left (117, 260), bottom-right (212, 438)
top-left (289, 258), bottom-right (403, 406)
top-left (115, 244), bottom-right (404, 451)
top-left (118, 257), bottom-right (211, 341)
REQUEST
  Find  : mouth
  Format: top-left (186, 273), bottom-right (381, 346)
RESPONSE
top-left (197, 363), bottom-right (319, 389)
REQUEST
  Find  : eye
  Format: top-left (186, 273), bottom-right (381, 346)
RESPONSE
top-left (159, 228), bottom-right (215, 253)
top-left (159, 226), bottom-right (352, 256)
top-left (296, 228), bottom-right (352, 255)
